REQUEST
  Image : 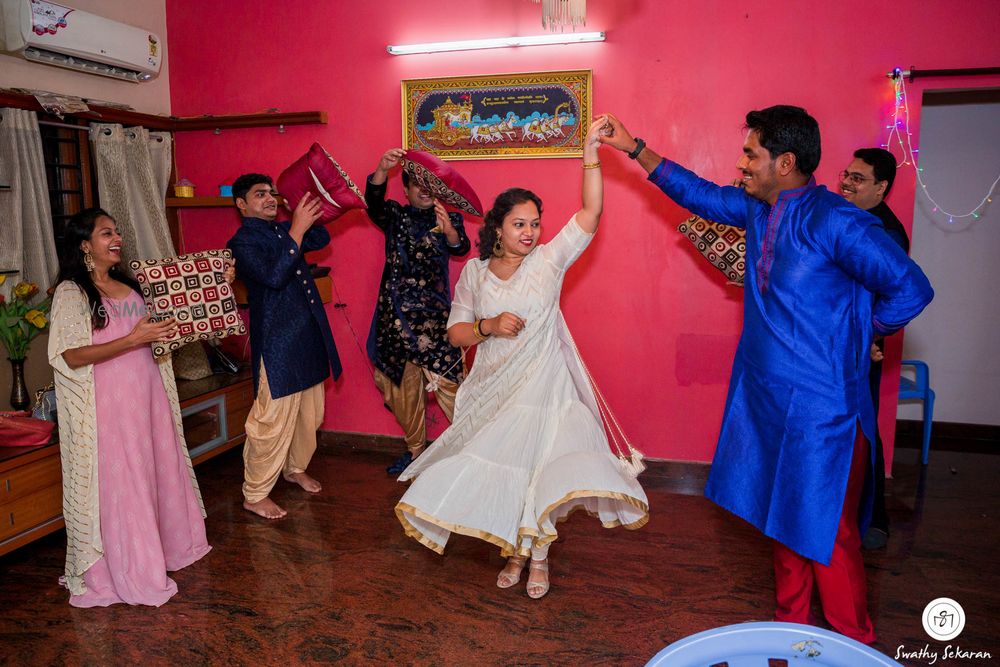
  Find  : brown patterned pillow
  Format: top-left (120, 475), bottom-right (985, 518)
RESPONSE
top-left (130, 249), bottom-right (246, 357)
top-left (677, 214), bottom-right (746, 286)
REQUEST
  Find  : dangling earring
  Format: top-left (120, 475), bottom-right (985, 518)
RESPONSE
top-left (493, 235), bottom-right (504, 258)
top-left (84, 251), bottom-right (95, 272)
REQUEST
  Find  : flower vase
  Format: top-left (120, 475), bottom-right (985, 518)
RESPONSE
top-left (8, 358), bottom-right (29, 411)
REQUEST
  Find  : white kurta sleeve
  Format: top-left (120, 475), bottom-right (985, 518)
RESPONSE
top-left (539, 214), bottom-right (594, 272)
top-left (447, 260), bottom-right (479, 328)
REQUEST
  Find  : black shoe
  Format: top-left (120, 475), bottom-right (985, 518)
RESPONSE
top-left (386, 451), bottom-right (413, 476)
top-left (862, 527), bottom-right (888, 550)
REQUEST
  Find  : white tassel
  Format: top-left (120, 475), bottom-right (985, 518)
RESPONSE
top-left (617, 447), bottom-right (646, 479)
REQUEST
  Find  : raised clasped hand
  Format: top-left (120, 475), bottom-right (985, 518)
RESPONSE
top-left (596, 113), bottom-right (636, 152)
top-left (585, 114), bottom-right (611, 147)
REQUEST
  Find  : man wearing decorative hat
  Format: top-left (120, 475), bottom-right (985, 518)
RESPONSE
top-left (366, 148), bottom-right (471, 475)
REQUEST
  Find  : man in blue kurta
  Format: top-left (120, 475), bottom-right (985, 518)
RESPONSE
top-left (228, 174), bottom-right (342, 520)
top-left (600, 107), bottom-right (933, 643)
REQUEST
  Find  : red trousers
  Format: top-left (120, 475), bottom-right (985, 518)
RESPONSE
top-left (772, 425), bottom-right (876, 644)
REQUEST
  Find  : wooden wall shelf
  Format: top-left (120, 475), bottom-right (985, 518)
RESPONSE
top-left (167, 195), bottom-right (285, 208)
top-left (0, 91), bottom-right (326, 133)
top-left (175, 112), bottom-right (326, 131)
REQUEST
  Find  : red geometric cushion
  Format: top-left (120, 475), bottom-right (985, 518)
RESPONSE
top-left (130, 249), bottom-right (247, 357)
top-left (677, 214), bottom-right (746, 286)
top-left (277, 143), bottom-right (366, 224)
top-left (401, 150), bottom-right (483, 217)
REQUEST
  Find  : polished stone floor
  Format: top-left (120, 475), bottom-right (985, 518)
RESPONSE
top-left (0, 441), bottom-right (996, 666)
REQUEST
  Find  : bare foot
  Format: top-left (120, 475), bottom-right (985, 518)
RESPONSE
top-left (243, 497), bottom-right (287, 519)
top-left (284, 471), bottom-right (322, 493)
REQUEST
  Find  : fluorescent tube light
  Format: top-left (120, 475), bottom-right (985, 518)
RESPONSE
top-left (387, 32), bottom-right (605, 56)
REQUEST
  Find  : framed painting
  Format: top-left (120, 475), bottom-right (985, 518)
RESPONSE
top-left (402, 70), bottom-right (592, 160)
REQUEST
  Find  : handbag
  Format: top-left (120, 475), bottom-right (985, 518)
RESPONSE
top-left (31, 383), bottom-right (57, 423)
top-left (0, 411), bottom-right (56, 447)
top-left (206, 340), bottom-right (240, 375)
top-left (172, 341), bottom-right (214, 381)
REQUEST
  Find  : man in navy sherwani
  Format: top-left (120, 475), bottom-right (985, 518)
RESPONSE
top-left (600, 107), bottom-right (933, 643)
top-left (228, 174), bottom-right (342, 519)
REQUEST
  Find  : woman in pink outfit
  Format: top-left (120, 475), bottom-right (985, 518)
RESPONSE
top-left (48, 208), bottom-right (226, 606)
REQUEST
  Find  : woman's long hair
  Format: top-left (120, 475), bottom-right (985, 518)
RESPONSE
top-left (56, 207), bottom-right (142, 329)
top-left (477, 188), bottom-right (544, 260)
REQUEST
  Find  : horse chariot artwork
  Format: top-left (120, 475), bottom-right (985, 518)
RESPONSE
top-left (402, 70), bottom-right (592, 160)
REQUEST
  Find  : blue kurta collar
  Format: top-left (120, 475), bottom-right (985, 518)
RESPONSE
top-left (775, 176), bottom-right (817, 202)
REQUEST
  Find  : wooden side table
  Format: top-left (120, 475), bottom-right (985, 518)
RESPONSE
top-left (0, 442), bottom-right (63, 557)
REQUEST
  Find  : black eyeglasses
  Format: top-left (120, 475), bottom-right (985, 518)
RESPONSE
top-left (839, 170), bottom-right (875, 186)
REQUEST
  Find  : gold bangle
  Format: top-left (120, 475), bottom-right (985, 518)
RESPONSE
top-left (473, 319), bottom-right (488, 340)
top-left (582, 161), bottom-right (601, 170)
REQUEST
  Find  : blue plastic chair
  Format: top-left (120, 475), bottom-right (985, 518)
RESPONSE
top-left (899, 359), bottom-right (935, 465)
top-left (645, 622), bottom-right (902, 666)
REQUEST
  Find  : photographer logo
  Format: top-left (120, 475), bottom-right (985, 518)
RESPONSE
top-left (922, 597), bottom-right (965, 641)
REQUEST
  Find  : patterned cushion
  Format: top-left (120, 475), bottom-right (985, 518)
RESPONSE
top-left (402, 150), bottom-right (483, 217)
top-left (677, 214), bottom-right (746, 286)
top-left (277, 143), bottom-right (367, 224)
top-left (130, 249), bottom-right (246, 357)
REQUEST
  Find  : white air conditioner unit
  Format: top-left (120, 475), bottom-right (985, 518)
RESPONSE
top-left (0, 0), bottom-right (160, 82)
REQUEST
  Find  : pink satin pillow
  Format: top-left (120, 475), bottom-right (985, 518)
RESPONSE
top-left (277, 143), bottom-right (367, 224)
top-left (402, 150), bottom-right (483, 217)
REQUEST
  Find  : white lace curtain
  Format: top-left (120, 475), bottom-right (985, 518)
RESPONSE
top-left (89, 124), bottom-right (175, 266)
top-left (0, 107), bottom-right (60, 290)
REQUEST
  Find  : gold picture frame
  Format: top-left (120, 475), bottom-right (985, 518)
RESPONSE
top-left (402, 69), bottom-right (592, 160)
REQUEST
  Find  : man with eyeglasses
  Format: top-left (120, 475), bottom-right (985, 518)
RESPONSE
top-left (838, 148), bottom-right (910, 551)
top-left (600, 107), bottom-right (933, 644)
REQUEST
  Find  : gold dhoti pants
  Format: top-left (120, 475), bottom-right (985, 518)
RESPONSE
top-left (374, 361), bottom-right (458, 456)
top-left (243, 361), bottom-right (325, 503)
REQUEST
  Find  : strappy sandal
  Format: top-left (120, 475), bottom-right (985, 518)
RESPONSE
top-left (496, 556), bottom-right (527, 589)
top-left (527, 558), bottom-right (550, 599)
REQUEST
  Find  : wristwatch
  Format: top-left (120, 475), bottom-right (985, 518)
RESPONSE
top-left (627, 137), bottom-right (646, 160)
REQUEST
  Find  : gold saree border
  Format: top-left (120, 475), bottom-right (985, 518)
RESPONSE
top-left (395, 488), bottom-right (649, 559)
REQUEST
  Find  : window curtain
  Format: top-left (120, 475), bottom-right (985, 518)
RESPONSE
top-left (0, 108), bottom-right (59, 290)
top-left (89, 124), bottom-right (175, 266)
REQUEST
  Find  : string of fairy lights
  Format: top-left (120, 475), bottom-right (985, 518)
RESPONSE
top-left (884, 68), bottom-right (999, 227)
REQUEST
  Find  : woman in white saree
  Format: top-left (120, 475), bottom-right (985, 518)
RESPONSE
top-left (395, 117), bottom-right (648, 598)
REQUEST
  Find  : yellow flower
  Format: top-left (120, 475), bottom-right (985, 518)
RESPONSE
top-left (25, 309), bottom-right (48, 329)
top-left (0, 274), bottom-right (5, 286)
top-left (13, 281), bottom-right (38, 300)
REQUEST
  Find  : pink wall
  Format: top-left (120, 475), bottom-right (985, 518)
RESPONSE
top-left (164, 0), bottom-right (1000, 466)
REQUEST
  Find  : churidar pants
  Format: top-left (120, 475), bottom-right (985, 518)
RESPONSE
top-left (242, 360), bottom-right (325, 503)
top-left (772, 424), bottom-right (875, 644)
top-left (374, 361), bottom-right (458, 456)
